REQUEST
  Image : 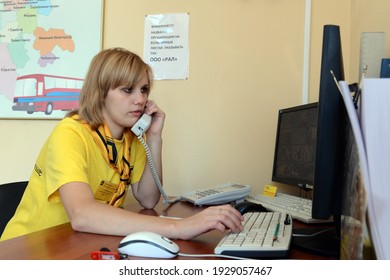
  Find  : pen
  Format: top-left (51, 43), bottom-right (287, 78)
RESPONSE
top-left (273, 222), bottom-right (280, 241)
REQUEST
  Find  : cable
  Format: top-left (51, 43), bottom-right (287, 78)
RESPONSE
top-left (178, 252), bottom-right (255, 260)
top-left (292, 227), bottom-right (334, 238)
top-left (136, 134), bottom-right (180, 205)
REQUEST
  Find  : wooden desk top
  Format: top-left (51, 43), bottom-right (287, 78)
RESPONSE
top-left (0, 200), bottom-right (331, 260)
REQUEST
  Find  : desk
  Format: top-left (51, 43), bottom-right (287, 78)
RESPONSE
top-left (0, 200), bottom-right (332, 260)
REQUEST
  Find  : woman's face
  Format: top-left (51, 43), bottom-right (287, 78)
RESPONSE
top-left (102, 74), bottom-right (149, 139)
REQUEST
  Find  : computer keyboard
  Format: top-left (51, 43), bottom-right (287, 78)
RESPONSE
top-left (180, 182), bottom-right (251, 206)
top-left (245, 193), bottom-right (333, 224)
top-left (214, 211), bottom-right (292, 258)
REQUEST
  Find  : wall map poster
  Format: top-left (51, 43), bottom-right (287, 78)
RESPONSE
top-left (0, 0), bottom-right (103, 119)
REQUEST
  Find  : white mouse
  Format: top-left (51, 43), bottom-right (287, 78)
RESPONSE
top-left (118, 231), bottom-right (180, 258)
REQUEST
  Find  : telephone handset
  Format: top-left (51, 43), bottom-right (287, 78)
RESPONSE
top-left (131, 114), bottom-right (178, 204)
top-left (131, 114), bottom-right (152, 137)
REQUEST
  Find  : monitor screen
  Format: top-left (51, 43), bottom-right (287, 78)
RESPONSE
top-left (272, 103), bottom-right (318, 189)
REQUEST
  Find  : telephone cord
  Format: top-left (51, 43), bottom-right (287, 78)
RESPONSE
top-left (136, 135), bottom-right (180, 204)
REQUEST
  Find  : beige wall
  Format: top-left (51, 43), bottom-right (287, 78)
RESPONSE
top-left (349, 0), bottom-right (390, 82)
top-left (104, 0), bottom-right (308, 196)
top-left (1, 0), bottom-right (389, 197)
top-left (308, 0), bottom-right (351, 102)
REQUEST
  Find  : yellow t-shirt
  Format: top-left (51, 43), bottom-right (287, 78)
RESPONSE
top-left (0, 117), bottom-right (146, 241)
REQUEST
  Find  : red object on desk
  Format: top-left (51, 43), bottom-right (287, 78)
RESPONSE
top-left (90, 250), bottom-right (121, 260)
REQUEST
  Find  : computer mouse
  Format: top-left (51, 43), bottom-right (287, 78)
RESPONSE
top-left (118, 231), bottom-right (179, 259)
top-left (234, 201), bottom-right (268, 215)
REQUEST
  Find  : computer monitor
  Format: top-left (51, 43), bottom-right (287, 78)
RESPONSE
top-left (312, 24), bottom-right (345, 220)
top-left (292, 24), bottom-right (346, 258)
top-left (272, 103), bottom-right (318, 190)
top-left (270, 25), bottom-right (345, 257)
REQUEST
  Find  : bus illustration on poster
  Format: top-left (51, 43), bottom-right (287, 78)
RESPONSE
top-left (12, 74), bottom-right (84, 115)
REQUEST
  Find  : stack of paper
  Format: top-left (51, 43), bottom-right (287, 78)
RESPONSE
top-left (339, 79), bottom-right (390, 260)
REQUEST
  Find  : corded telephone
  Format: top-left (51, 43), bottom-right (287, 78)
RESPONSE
top-left (131, 114), bottom-right (177, 204)
top-left (131, 114), bottom-right (251, 205)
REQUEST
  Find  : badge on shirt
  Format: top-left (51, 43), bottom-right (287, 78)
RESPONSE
top-left (94, 180), bottom-right (120, 203)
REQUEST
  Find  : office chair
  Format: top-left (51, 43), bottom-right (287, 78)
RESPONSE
top-left (0, 181), bottom-right (28, 236)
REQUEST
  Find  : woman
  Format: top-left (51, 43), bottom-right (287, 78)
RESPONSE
top-left (1, 47), bottom-right (243, 241)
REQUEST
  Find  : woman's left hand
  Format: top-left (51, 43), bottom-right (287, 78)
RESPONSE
top-left (144, 100), bottom-right (165, 137)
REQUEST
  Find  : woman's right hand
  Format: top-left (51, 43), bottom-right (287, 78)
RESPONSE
top-left (173, 204), bottom-right (244, 240)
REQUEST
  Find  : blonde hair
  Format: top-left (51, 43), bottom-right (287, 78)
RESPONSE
top-left (67, 48), bottom-right (153, 129)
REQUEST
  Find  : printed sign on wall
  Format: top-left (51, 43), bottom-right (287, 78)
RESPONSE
top-left (144, 13), bottom-right (189, 80)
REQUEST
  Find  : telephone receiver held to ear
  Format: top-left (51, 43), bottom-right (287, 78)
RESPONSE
top-left (131, 114), bottom-right (178, 205)
top-left (131, 114), bottom-right (152, 136)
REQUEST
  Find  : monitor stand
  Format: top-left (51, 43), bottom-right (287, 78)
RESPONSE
top-left (292, 227), bottom-right (340, 258)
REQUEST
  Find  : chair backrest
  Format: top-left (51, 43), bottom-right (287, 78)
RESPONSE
top-left (0, 181), bottom-right (28, 236)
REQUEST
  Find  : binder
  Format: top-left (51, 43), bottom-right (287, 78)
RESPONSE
top-left (380, 58), bottom-right (390, 78)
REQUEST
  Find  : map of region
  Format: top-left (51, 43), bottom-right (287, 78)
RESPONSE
top-left (0, 0), bottom-right (102, 118)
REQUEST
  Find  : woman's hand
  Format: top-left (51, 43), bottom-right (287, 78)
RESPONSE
top-left (144, 100), bottom-right (165, 137)
top-left (173, 204), bottom-right (244, 240)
